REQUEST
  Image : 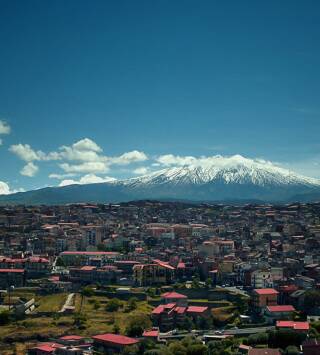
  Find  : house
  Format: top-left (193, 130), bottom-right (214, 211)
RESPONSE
top-left (252, 288), bottom-right (278, 313)
top-left (161, 291), bottom-right (188, 306)
top-left (57, 335), bottom-right (86, 346)
top-left (133, 262), bottom-right (175, 286)
top-left (92, 333), bottom-right (139, 353)
top-left (251, 270), bottom-right (273, 289)
top-left (186, 306), bottom-right (210, 320)
top-left (59, 251), bottom-right (119, 266)
top-left (276, 320), bottom-right (309, 332)
top-left (142, 328), bottom-right (159, 342)
top-left (69, 265), bottom-right (122, 285)
top-left (265, 305), bottom-right (295, 324)
top-left (151, 301), bottom-right (209, 331)
top-left (28, 342), bottom-right (63, 355)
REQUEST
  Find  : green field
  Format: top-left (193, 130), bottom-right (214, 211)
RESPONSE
top-left (0, 292), bottom-right (152, 355)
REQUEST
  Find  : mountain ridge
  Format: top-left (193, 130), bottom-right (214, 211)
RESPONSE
top-left (1, 155), bottom-right (320, 205)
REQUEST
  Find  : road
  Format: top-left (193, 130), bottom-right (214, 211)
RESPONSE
top-left (59, 293), bottom-right (75, 313)
top-left (160, 326), bottom-right (275, 340)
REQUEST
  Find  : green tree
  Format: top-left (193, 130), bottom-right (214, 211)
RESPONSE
top-left (0, 310), bottom-right (10, 325)
top-left (205, 278), bottom-right (212, 289)
top-left (55, 257), bottom-right (65, 267)
top-left (73, 312), bottom-right (87, 328)
top-left (168, 342), bottom-right (186, 355)
top-left (82, 286), bottom-right (94, 297)
top-left (186, 344), bottom-right (208, 355)
top-left (125, 313), bottom-right (152, 337)
top-left (285, 345), bottom-right (300, 355)
top-left (127, 297), bottom-right (138, 311)
top-left (105, 298), bottom-right (122, 312)
top-left (304, 290), bottom-right (320, 311)
top-left (113, 323), bottom-right (120, 334)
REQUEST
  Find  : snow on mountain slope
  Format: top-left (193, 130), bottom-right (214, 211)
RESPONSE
top-left (1, 155), bottom-right (320, 205)
top-left (122, 155), bottom-right (320, 188)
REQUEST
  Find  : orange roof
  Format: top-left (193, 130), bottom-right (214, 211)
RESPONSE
top-left (92, 333), bottom-right (139, 346)
top-left (267, 305), bottom-right (295, 312)
top-left (187, 306), bottom-right (208, 313)
top-left (254, 288), bottom-right (279, 295)
top-left (143, 329), bottom-right (159, 337)
top-left (276, 321), bottom-right (309, 330)
top-left (162, 291), bottom-right (187, 299)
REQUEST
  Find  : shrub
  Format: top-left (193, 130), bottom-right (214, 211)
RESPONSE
top-left (105, 298), bottom-right (122, 312)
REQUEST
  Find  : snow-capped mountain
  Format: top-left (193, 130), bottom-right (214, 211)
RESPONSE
top-left (1, 155), bottom-right (320, 205)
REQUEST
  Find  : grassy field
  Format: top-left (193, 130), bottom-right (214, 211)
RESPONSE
top-left (36, 293), bottom-right (68, 312)
top-left (0, 293), bottom-right (152, 355)
top-left (211, 305), bottom-right (237, 323)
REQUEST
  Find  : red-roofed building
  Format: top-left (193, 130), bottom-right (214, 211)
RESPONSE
top-left (28, 342), bottom-right (63, 355)
top-left (57, 335), bottom-right (86, 346)
top-left (92, 333), bottom-right (139, 353)
top-left (187, 306), bottom-right (210, 319)
top-left (252, 288), bottom-right (278, 312)
top-left (161, 291), bottom-right (188, 306)
top-left (276, 320), bottom-right (309, 332)
top-left (265, 305), bottom-right (296, 323)
top-left (142, 328), bottom-right (159, 341)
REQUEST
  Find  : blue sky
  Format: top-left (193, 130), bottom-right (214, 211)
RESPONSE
top-left (0, 0), bottom-right (320, 193)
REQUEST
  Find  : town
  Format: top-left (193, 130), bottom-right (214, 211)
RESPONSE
top-left (0, 201), bottom-right (319, 354)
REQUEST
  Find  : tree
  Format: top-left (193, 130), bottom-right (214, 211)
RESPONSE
top-left (186, 344), bottom-right (208, 355)
top-left (121, 344), bottom-right (139, 355)
top-left (205, 278), bottom-right (212, 289)
top-left (191, 276), bottom-right (201, 289)
top-left (113, 323), bottom-right (120, 334)
top-left (81, 286), bottom-right (94, 297)
top-left (268, 329), bottom-right (306, 349)
top-left (73, 312), bottom-right (87, 328)
top-left (55, 257), bottom-right (65, 267)
top-left (285, 345), bottom-right (300, 355)
top-left (180, 317), bottom-right (194, 331)
top-left (93, 299), bottom-right (100, 310)
top-left (304, 290), bottom-right (320, 311)
top-left (168, 342), bottom-right (186, 355)
top-left (0, 310), bottom-right (10, 325)
top-left (105, 298), bottom-right (122, 312)
top-left (127, 297), bottom-right (138, 311)
top-left (125, 313), bottom-right (152, 337)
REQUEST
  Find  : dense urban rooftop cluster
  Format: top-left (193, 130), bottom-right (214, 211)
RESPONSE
top-left (0, 201), bottom-right (320, 354)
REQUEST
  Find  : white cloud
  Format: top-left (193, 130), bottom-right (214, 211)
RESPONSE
top-left (59, 174), bottom-right (116, 187)
top-left (156, 154), bottom-right (197, 166)
top-left (0, 181), bottom-right (11, 194)
top-left (20, 162), bottom-right (39, 177)
top-left (58, 138), bottom-right (104, 162)
top-left (60, 161), bottom-right (109, 174)
top-left (9, 144), bottom-right (43, 162)
top-left (9, 138), bottom-right (149, 181)
top-left (49, 173), bottom-right (77, 179)
top-left (72, 138), bottom-right (102, 152)
top-left (0, 181), bottom-right (24, 195)
top-left (111, 150), bottom-right (148, 165)
top-left (133, 167), bottom-right (150, 175)
top-left (0, 120), bottom-right (11, 135)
